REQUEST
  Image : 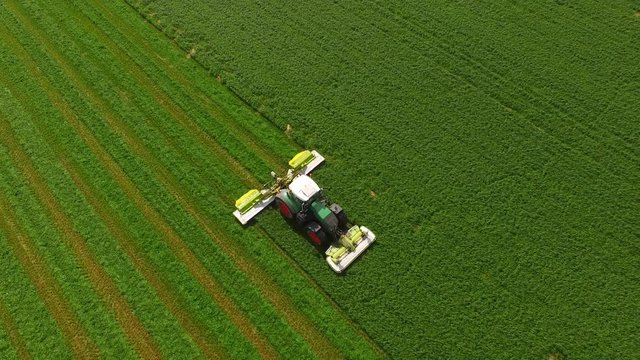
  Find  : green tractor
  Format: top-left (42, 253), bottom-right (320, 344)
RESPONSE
top-left (233, 150), bottom-right (375, 273)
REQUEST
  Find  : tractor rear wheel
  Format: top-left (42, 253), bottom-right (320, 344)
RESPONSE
top-left (305, 221), bottom-right (329, 248)
top-left (276, 198), bottom-right (294, 219)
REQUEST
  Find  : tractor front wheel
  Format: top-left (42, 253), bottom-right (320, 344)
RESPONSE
top-left (276, 198), bottom-right (294, 219)
top-left (305, 222), bottom-right (329, 248)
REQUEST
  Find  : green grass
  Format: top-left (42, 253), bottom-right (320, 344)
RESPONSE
top-left (0, 0), bottom-right (380, 358)
top-left (128, 0), bottom-right (640, 358)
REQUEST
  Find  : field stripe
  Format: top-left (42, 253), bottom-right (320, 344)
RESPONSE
top-left (0, 169), bottom-right (97, 359)
top-left (61, 161), bottom-right (227, 360)
top-left (0, 99), bottom-right (162, 359)
top-left (0, 293), bottom-right (30, 359)
top-left (0, 5), bottom-right (278, 358)
top-left (6, 2), bottom-right (342, 358)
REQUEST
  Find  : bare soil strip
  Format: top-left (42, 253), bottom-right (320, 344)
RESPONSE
top-left (1, 5), bottom-right (278, 358)
top-left (7, 2), bottom-right (342, 358)
top-left (0, 291), bottom-right (31, 359)
top-left (0, 98), bottom-right (162, 359)
top-left (0, 161), bottom-right (97, 360)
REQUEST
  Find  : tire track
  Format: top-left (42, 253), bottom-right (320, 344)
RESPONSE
top-left (0, 291), bottom-right (30, 359)
top-left (0, 5), bottom-right (278, 358)
top-left (0, 22), bottom-right (163, 360)
top-left (0, 135), bottom-right (97, 360)
top-left (5, 1), bottom-right (342, 357)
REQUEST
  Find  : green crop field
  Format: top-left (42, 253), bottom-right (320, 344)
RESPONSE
top-left (0, 0), bottom-right (380, 359)
top-left (127, 1), bottom-right (639, 359)
top-left (1, 0), bottom-right (638, 359)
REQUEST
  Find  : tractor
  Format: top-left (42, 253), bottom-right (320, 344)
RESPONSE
top-left (233, 150), bottom-right (375, 272)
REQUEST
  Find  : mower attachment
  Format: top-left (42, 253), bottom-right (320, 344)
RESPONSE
top-left (232, 150), bottom-right (325, 225)
top-left (325, 226), bottom-right (376, 273)
top-left (233, 190), bottom-right (276, 225)
top-left (298, 150), bottom-right (325, 175)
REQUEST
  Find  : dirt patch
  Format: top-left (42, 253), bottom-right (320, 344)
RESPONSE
top-left (635, 9), bottom-right (640, 17)
top-left (369, 190), bottom-right (377, 198)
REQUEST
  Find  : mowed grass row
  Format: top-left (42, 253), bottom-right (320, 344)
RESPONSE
top-left (0, 52), bottom-right (216, 358)
top-left (0, 202), bottom-right (72, 359)
top-left (1, 0), bottom-right (379, 358)
top-left (0, 92), bottom-right (138, 357)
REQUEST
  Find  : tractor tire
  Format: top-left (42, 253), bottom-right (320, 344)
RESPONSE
top-left (330, 203), bottom-right (349, 229)
top-left (276, 198), bottom-right (294, 220)
top-left (305, 221), bottom-right (329, 248)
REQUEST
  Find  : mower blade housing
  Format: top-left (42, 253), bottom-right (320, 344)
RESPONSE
top-left (300, 150), bottom-right (325, 175)
top-left (325, 226), bottom-right (376, 273)
top-left (233, 193), bottom-right (276, 225)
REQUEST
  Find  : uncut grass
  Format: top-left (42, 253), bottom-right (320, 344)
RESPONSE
top-left (43, 0), bottom-right (384, 358)
top-left (130, 0), bottom-right (640, 358)
top-left (94, 0), bottom-right (380, 354)
top-left (0, 12), bottom-right (269, 360)
top-left (13, 3), bottom-right (313, 358)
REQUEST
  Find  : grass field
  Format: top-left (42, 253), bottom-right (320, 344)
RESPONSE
top-left (126, 1), bottom-right (640, 358)
top-left (0, 0), bottom-right (381, 358)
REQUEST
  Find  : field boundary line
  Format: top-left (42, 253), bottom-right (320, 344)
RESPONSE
top-left (0, 8), bottom-right (277, 358)
top-left (0, 129), bottom-right (97, 360)
top-left (0, 17), bottom-right (163, 359)
top-left (0, 288), bottom-right (31, 359)
top-left (15, 2), bottom-right (342, 357)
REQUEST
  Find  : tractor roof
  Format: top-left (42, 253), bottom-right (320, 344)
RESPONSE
top-left (289, 175), bottom-right (320, 202)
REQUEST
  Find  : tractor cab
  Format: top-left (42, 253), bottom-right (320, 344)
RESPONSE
top-left (288, 175), bottom-right (321, 204)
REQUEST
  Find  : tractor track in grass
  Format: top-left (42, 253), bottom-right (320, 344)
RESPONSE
top-left (0, 138), bottom-right (97, 360)
top-left (6, 2), bottom-right (343, 358)
top-left (86, 0), bottom-right (292, 173)
top-left (361, 1), bottom-right (639, 176)
top-left (0, 86), bottom-right (162, 359)
top-left (0, 9), bottom-right (278, 358)
top-left (0, 289), bottom-right (30, 359)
